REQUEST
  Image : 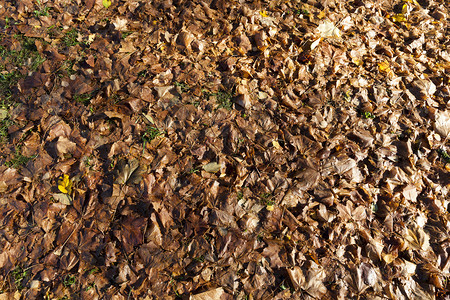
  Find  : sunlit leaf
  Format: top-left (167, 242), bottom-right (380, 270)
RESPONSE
top-left (272, 139), bottom-right (282, 149)
top-left (202, 162), bottom-right (221, 173)
top-left (102, 0), bottom-right (111, 8)
top-left (378, 61), bottom-right (391, 73)
top-left (259, 11), bottom-right (268, 17)
top-left (317, 20), bottom-right (341, 38)
top-left (310, 38), bottom-right (321, 50)
top-left (53, 193), bottom-right (72, 205)
top-left (0, 108), bottom-right (7, 120)
top-left (58, 174), bottom-right (72, 194)
top-left (392, 13), bottom-right (407, 22)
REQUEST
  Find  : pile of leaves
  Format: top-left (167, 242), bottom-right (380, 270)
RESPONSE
top-left (0, 0), bottom-right (449, 298)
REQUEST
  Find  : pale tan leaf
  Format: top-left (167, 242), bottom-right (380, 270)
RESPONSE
top-left (53, 193), bottom-right (72, 205)
top-left (203, 162), bottom-right (221, 173)
top-left (189, 287), bottom-right (225, 300)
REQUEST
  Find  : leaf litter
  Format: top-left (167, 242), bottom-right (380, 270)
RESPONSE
top-left (0, 0), bottom-right (449, 298)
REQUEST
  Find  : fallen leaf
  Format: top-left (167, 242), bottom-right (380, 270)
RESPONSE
top-left (378, 61), bottom-right (391, 73)
top-left (0, 108), bottom-right (7, 120)
top-left (190, 287), bottom-right (226, 300)
top-left (272, 139), bottom-right (282, 149)
top-left (53, 193), bottom-right (72, 205)
top-left (115, 159), bottom-right (145, 185)
top-left (202, 162), bottom-right (221, 173)
top-left (58, 174), bottom-right (72, 194)
top-left (434, 110), bottom-right (450, 139)
top-left (102, 0), bottom-right (111, 8)
top-left (317, 20), bottom-right (341, 39)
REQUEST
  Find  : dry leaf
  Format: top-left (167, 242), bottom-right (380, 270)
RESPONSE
top-left (203, 162), bottom-right (221, 173)
top-left (317, 20), bottom-right (341, 39)
top-left (53, 193), bottom-right (72, 205)
top-left (115, 159), bottom-right (145, 185)
top-left (190, 287), bottom-right (226, 300)
top-left (434, 110), bottom-right (450, 139)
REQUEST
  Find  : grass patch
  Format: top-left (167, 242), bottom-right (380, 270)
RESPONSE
top-left (174, 81), bottom-right (190, 93)
top-left (0, 71), bottom-right (22, 103)
top-left (63, 275), bottom-right (76, 287)
top-left (34, 0), bottom-right (50, 17)
top-left (121, 31), bottom-right (133, 39)
top-left (12, 266), bottom-right (28, 291)
top-left (260, 193), bottom-right (274, 206)
top-left (215, 90), bottom-right (234, 110)
top-left (73, 92), bottom-right (92, 106)
top-left (438, 148), bottom-right (450, 164)
top-left (361, 111), bottom-right (375, 119)
top-left (59, 59), bottom-right (77, 76)
top-left (142, 125), bottom-right (163, 143)
top-left (0, 34), bottom-right (46, 104)
top-left (0, 105), bottom-right (12, 144)
top-left (204, 89), bottom-right (234, 110)
top-left (62, 29), bottom-right (80, 48)
top-left (2, 35), bottom-right (45, 71)
top-left (5, 146), bottom-right (36, 169)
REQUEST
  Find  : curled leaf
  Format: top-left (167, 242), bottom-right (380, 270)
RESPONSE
top-left (58, 174), bottom-right (72, 194)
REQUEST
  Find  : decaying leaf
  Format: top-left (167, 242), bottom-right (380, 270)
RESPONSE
top-left (114, 159), bottom-right (145, 185)
top-left (1, 0), bottom-right (449, 298)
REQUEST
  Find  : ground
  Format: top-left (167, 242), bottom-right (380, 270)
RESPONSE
top-left (0, 0), bottom-right (450, 299)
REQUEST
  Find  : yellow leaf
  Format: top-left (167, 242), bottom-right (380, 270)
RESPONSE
top-left (378, 61), bottom-right (391, 73)
top-left (58, 174), bottom-right (72, 194)
top-left (88, 34), bottom-right (96, 44)
top-left (392, 13), bottom-right (406, 22)
top-left (266, 205), bottom-right (274, 211)
top-left (317, 10), bottom-right (326, 19)
top-left (382, 253), bottom-right (396, 264)
top-left (259, 11), bottom-right (268, 17)
top-left (272, 139), bottom-right (282, 149)
top-left (402, 3), bottom-right (409, 14)
top-left (102, 0), bottom-right (111, 8)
